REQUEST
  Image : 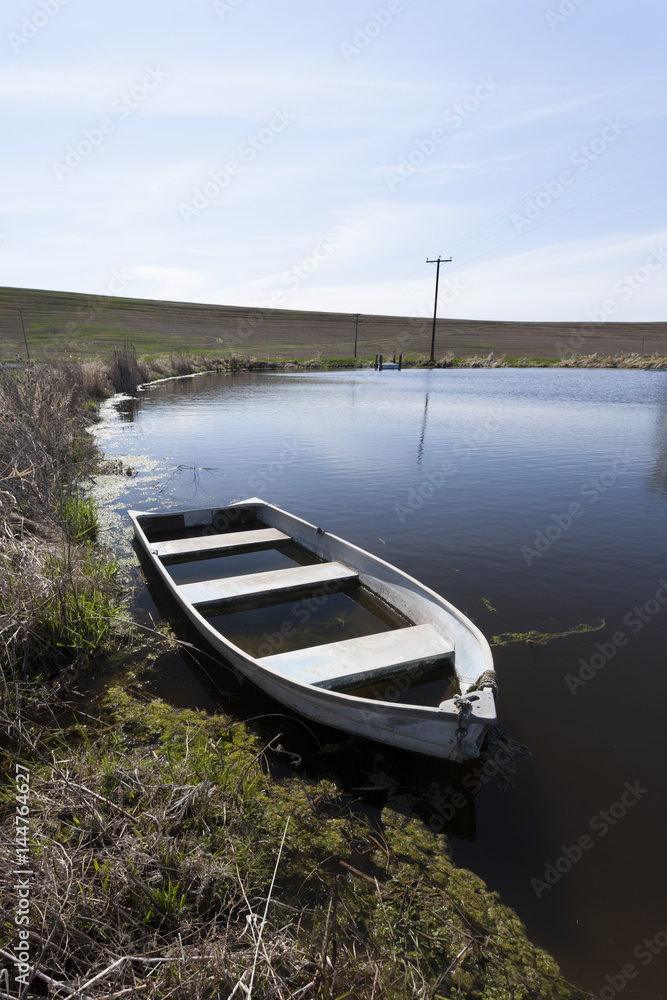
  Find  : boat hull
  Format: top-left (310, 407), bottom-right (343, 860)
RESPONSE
top-left (128, 499), bottom-right (497, 761)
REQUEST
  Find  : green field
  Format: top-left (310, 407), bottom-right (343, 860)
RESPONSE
top-left (1, 284), bottom-right (666, 360)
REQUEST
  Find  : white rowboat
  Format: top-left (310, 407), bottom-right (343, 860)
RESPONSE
top-left (128, 498), bottom-right (497, 761)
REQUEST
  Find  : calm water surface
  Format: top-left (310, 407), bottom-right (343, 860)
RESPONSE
top-left (93, 368), bottom-right (667, 994)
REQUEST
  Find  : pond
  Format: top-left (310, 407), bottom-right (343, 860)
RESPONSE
top-left (92, 367), bottom-right (667, 995)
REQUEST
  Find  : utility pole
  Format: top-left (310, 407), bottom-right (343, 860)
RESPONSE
top-left (353, 313), bottom-right (360, 358)
top-left (19, 309), bottom-right (30, 359)
top-left (426, 256), bottom-right (452, 363)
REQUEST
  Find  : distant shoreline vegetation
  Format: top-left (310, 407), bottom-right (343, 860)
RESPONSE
top-left (2, 351), bottom-right (666, 391)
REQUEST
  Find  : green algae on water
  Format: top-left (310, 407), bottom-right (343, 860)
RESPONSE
top-left (492, 618), bottom-right (606, 647)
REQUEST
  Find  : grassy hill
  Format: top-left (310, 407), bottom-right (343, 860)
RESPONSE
top-left (1, 284), bottom-right (666, 360)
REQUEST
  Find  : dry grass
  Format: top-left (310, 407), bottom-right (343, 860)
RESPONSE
top-left (434, 351), bottom-right (667, 369)
top-left (0, 363), bottom-right (129, 683)
top-left (0, 353), bottom-right (266, 686)
top-left (105, 347), bottom-right (265, 393)
top-left (0, 363), bottom-right (90, 525)
top-left (0, 365), bottom-right (89, 511)
top-left (109, 343), bottom-right (151, 392)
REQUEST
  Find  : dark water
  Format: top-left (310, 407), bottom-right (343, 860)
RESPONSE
top-left (93, 368), bottom-right (667, 996)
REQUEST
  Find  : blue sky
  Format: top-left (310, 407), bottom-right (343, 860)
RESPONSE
top-left (2, 0), bottom-right (666, 321)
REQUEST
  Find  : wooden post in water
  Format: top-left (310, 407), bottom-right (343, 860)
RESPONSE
top-left (378, 355), bottom-right (383, 371)
top-left (398, 354), bottom-right (402, 370)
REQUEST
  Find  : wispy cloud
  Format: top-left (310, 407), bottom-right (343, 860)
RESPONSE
top-left (1, 2), bottom-right (665, 321)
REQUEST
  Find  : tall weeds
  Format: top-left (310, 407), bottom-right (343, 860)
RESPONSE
top-left (110, 341), bottom-right (150, 392)
top-left (435, 351), bottom-right (667, 369)
top-left (0, 363), bottom-right (90, 524)
top-left (0, 363), bottom-right (125, 689)
top-left (0, 351), bottom-right (256, 689)
top-left (105, 346), bottom-right (258, 390)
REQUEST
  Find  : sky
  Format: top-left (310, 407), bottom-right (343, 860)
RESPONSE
top-left (2, 0), bottom-right (667, 322)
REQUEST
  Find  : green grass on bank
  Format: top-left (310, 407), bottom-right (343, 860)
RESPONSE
top-left (0, 689), bottom-right (590, 1000)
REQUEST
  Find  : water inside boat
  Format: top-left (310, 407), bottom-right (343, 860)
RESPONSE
top-left (138, 509), bottom-right (460, 707)
top-left (162, 540), bottom-right (319, 586)
top-left (142, 508), bottom-right (266, 542)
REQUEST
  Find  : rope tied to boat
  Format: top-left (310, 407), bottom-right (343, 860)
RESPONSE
top-left (453, 695), bottom-right (479, 759)
top-left (468, 669), bottom-right (499, 699)
top-left (454, 695), bottom-right (473, 736)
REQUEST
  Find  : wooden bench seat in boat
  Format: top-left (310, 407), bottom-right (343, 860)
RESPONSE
top-left (149, 527), bottom-right (289, 559)
top-left (258, 623), bottom-right (454, 691)
top-left (178, 561), bottom-right (358, 606)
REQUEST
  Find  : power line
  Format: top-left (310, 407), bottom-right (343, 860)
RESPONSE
top-left (426, 256), bottom-right (452, 362)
